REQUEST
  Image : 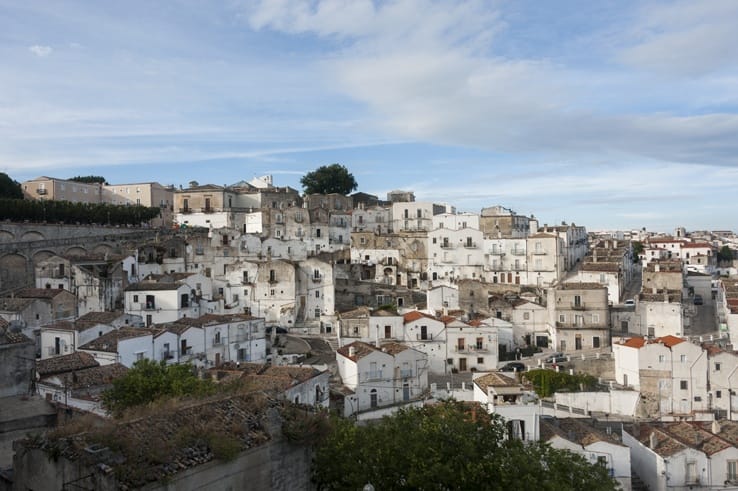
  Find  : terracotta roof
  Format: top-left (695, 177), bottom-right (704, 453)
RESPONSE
top-left (403, 311), bottom-right (436, 323)
top-left (620, 337), bottom-right (647, 348)
top-left (0, 325), bottom-right (33, 345)
top-left (36, 352), bottom-right (99, 376)
top-left (125, 282), bottom-right (183, 292)
top-left (338, 306), bottom-right (371, 319)
top-left (619, 336), bottom-right (684, 349)
top-left (655, 335), bottom-right (685, 348)
top-left (337, 341), bottom-right (383, 361)
top-left (75, 311), bottom-right (124, 327)
top-left (541, 418), bottom-right (625, 448)
top-left (173, 313), bottom-right (257, 327)
top-left (379, 342), bottom-right (410, 355)
top-left (580, 262), bottom-right (620, 272)
top-left (474, 372), bottom-right (521, 389)
top-left (558, 282), bottom-right (606, 290)
top-left (16, 288), bottom-right (70, 299)
top-left (682, 243), bottom-right (713, 249)
top-left (371, 308), bottom-right (400, 317)
top-left (78, 328), bottom-right (152, 352)
top-left (0, 297), bottom-right (34, 311)
top-left (213, 363), bottom-right (324, 393)
top-left (41, 363), bottom-right (129, 391)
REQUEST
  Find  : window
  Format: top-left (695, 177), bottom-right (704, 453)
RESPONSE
top-left (523, 312), bottom-right (530, 320)
top-left (420, 326), bottom-right (428, 340)
top-left (447, 358), bottom-right (453, 365)
top-left (559, 314), bottom-right (566, 323)
top-left (315, 290), bottom-right (320, 298)
top-left (728, 460), bottom-right (738, 482)
top-left (269, 269), bottom-right (276, 282)
top-left (680, 380), bottom-right (688, 390)
top-left (591, 314), bottom-right (599, 324)
top-left (136, 352), bottom-right (144, 361)
top-left (593, 336), bottom-right (600, 348)
top-left (133, 294), bottom-right (139, 303)
top-left (658, 355), bottom-right (665, 362)
top-left (314, 308), bottom-right (321, 319)
top-left (477, 357), bottom-right (484, 364)
top-left (716, 362), bottom-right (722, 371)
top-left (214, 331), bottom-right (221, 345)
top-left (680, 354), bottom-right (687, 363)
top-left (573, 295), bottom-right (582, 307)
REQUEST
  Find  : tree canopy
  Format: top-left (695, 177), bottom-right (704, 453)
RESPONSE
top-left (0, 173), bottom-right (23, 199)
top-left (300, 164), bottom-right (357, 195)
top-left (102, 359), bottom-right (216, 416)
top-left (68, 175), bottom-right (108, 184)
top-left (0, 199), bottom-right (160, 226)
top-left (312, 400), bottom-right (617, 491)
top-left (718, 245), bottom-right (734, 263)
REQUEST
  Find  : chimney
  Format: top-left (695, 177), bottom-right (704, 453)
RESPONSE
top-left (348, 346), bottom-right (356, 358)
top-left (649, 431), bottom-right (658, 450)
top-left (712, 420), bottom-right (721, 434)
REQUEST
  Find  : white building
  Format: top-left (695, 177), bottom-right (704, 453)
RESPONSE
top-left (473, 372), bottom-right (540, 441)
top-left (402, 311), bottom-right (447, 374)
top-left (124, 282), bottom-right (200, 326)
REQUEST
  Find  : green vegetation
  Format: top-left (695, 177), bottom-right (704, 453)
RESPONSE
top-left (102, 360), bottom-right (217, 416)
top-left (631, 241), bottom-right (644, 263)
top-left (300, 164), bottom-right (358, 195)
top-left (0, 173), bottom-right (23, 199)
top-left (68, 175), bottom-right (108, 184)
top-left (718, 245), bottom-right (734, 262)
top-left (0, 199), bottom-right (160, 225)
top-left (312, 400), bottom-right (616, 490)
top-left (523, 369), bottom-right (600, 398)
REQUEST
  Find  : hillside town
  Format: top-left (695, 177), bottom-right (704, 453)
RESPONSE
top-left (2, 171), bottom-right (738, 490)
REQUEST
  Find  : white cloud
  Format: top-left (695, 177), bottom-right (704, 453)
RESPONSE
top-left (28, 45), bottom-right (52, 57)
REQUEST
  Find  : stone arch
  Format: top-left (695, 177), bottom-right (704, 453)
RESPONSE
top-left (32, 249), bottom-right (57, 263)
top-left (0, 230), bottom-right (15, 243)
top-left (0, 253), bottom-right (31, 291)
top-left (64, 246), bottom-right (88, 257)
top-left (92, 243), bottom-right (114, 256)
top-left (21, 230), bottom-right (45, 241)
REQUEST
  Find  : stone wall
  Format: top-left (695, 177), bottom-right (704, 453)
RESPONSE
top-left (0, 340), bottom-right (35, 398)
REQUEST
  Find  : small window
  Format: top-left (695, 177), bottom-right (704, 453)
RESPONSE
top-left (716, 362), bottom-right (722, 371)
top-left (658, 355), bottom-right (665, 362)
top-left (133, 294), bottom-right (139, 303)
top-left (315, 290), bottom-right (320, 298)
top-left (680, 380), bottom-right (688, 390)
top-left (717, 390), bottom-right (722, 399)
top-left (447, 358), bottom-right (454, 365)
top-left (680, 354), bottom-right (687, 363)
top-left (523, 312), bottom-right (530, 320)
top-left (477, 357), bottom-right (484, 364)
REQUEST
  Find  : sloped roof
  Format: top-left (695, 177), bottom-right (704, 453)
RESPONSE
top-left (78, 328), bottom-right (152, 352)
top-left (125, 282), bottom-right (183, 292)
top-left (403, 311), bottom-right (436, 323)
top-left (541, 418), bottom-right (625, 448)
top-left (36, 352), bottom-right (99, 377)
top-left (16, 288), bottom-right (70, 299)
top-left (337, 341), bottom-right (382, 361)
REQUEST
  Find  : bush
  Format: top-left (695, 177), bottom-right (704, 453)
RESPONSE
top-left (523, 369), bottom-right (599, 398)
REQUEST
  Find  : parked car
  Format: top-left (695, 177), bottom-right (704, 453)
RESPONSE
top-left (265, 326), bottom-right (288, 334)
top-left (499, 362), bottom-right (526, 372)
top-left (544, 352), bottom-right (567, 364)
top-left (694, 294), bottom-right (703, 305)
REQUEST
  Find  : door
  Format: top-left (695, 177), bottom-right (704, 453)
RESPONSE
top-left (384, 326), bottom-right (392, 338)
top-left (403, 383), bottom-right (410, 401)
top-left (575, 335), bottom-right (582, 350)
top-left (215, 352), bottom-right (221, 366)
top-left (459, 358), bottom-right (467, 371)
top-left (146, 314), bottom-right (152, 327)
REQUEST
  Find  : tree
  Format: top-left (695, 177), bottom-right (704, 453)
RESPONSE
top-left (68, 175), bottom-right (107, 184)
top-left (631, 241), bottom-right (644, 263)
top-left (102, 359), bottom-right (216, 416)
top-left (0, 173), bottom-right (23, 199)
top-left (718, 245), bottom-right (734, 263)
top-left (312, 400), bottom-right (617, 490)
top-left (300, 164), bottom-right (357, 195)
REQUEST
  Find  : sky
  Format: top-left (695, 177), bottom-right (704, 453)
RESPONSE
top-left (2, 0), bottom-right (738, 233)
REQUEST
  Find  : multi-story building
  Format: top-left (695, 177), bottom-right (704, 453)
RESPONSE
top-left (479, 206), bottom-right (532, 239)
top-left (102, 182), bottom-right (174, 227)
top-left (548, 283), bottom-right (610, 352)
top-left (22, 176), bottom-right (102, 204)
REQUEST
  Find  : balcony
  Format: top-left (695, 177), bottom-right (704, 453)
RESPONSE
top-left (532, 249), bottom-right (547, 255)
top-left (463, 242), bottom-right (478, 249)
top-left (363, 370), bottom-right (384, 381)
top-left (453, 344), bottom-right (488, 353)
top-left (202, 207), bottom-right (215, 213)
top-left (571, 302), bottom-right (586, 310)
top-left (415, 333), bottom-right (437, 341)
top-left (160, 350), bottom-right (176, 360)
top-left (179, 208), bottom-right (191, 214)
top-left (511, 248), bottom-right (526, 256)
top-left (440, 243), bottom-right (454, 249)
top-left (400, 369), bottom-right (413, 378)
top-left (556, 321), bottom-right (606, 329)
top-left (312, 275), bottom-right (323, 283)
top-left (36, 188), bottom-right (48, 195)
top-left (487, 249), bottom-right (505, 256)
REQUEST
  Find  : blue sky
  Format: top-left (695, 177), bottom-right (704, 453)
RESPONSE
top-left (2, 0), bottom-right (738, 232)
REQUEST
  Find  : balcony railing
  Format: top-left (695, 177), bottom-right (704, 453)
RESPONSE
top-left (400, 369), bottom-right (413, 378)
top-left (532, 249), bottom-right (547, 255)
top-left (416, 333), bottom-right (437, 341)
top-left (556, 321), bottom-right (606, 329)
top-left (363, 370), bottom-right (384, 381)
top-left (453, 344), bottom-right (489, 353)
top-left (440, 243), bottom-right (454, 249)
top-left (488, 250), bottom-right (505, 256)
top-left (511, 248), bottom-right (526, 256)
top-left (36, 188), bottom-right (48, 195)
top-left (160, 350), bottom-right (176, 360)
top-left (571, 303), bottom-right (586, 310)
top-left (179, 208), bottom-right (191, 214)
top-left (463, 242), bottom-right (477, 248)
top-left (312, 275), bottom-right (323, 283)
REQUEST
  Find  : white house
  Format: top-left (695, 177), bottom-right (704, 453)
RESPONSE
top-left (613, 335), bottom-right (709, 419)
top-left (77, 327), bottom-right (155, 367)
top-left (426, 285), bottom-right (459, 313)
top-left (540, 418), bottom-right (631, 489)
top-left (36, 363), bottom-right (128, 416)
top-left (444, 316), bottom-right (499, 373)
top-left (473, 372), bottom-right (540, 442)
top-left (336, 341), bottom-right (428, 417)
top-left (124, 282), bottom-right (199, 326)
top-left (402, 311), bottom-right (447, 374)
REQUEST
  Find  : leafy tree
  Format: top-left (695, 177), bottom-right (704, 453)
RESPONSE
top-left (631, 241), bottom-right (644, 263)
top-left (102, 359), bottom-right (216, 416)
top-left (69, 175), bottom-right (108, 184)
top-left (0, 199), bottom-right (160, 225)
top-left (312, 400), bottom-right (616, 490)
top-left (300, 164), bottom-right (357, 195)
top-left (523, 369), bottom-right (599, 398)
top-left (718, 245), bottom-right (734, 263)
top-left (0, 173), bottom-right (23, 199)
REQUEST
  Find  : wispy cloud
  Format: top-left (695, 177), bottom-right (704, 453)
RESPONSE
top-left (28, 45), bottom-right (52, 57)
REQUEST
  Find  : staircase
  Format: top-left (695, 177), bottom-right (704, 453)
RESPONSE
top-left (324, 336), bottom-right (339, 352)
top-left (630, 470), bottom-right (648, 491)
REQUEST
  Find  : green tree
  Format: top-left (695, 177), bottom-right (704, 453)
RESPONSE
top-left (631, 241), bottom-right (644, 263)
top-left (68, 175), bottom-right (107, 184)
top-left (300, 164), bottom-right (357, 195)
top-left (102, 359), bottom-right (216, 416)
top-left (523, 369), bottom-right (599, 397)
top-left (312, 400), bottom-right (616, 490)
top-left (718, 245), bottom-right (734, 262)
top-left (0, 173), bottom-right (23, 199)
